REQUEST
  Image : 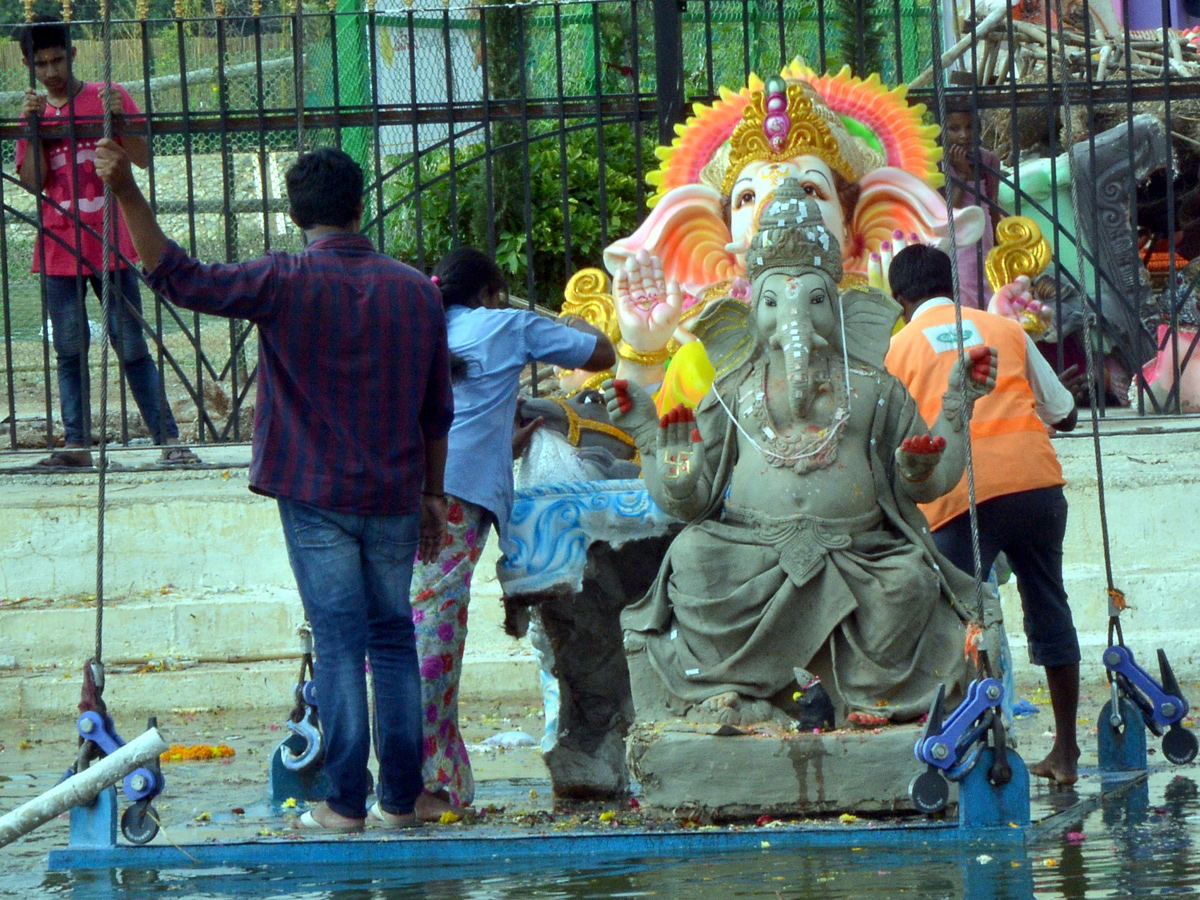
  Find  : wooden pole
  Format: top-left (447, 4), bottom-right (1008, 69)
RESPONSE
top-left (909, 7), bottom-right (1008, 90)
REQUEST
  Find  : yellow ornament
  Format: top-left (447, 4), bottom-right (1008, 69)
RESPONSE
top-left (654, 340), bottom-right (716, 417)
top-left (562, 268), bottom-right (621, 344)
top-left (985, 216), bottom-right (1052, 292)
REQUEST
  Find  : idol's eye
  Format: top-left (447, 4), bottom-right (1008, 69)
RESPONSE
top-left (735, 188), bottom-right (756, 209)
top-left (764, 296), bottom-right (777, 308)
top-left (802, 182), bottom-right (826, 200)
top-left (810, 292), bottom-right (826, 304)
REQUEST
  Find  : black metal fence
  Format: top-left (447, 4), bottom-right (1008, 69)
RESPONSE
top-left (2, 0), bottom-right (1199, 459)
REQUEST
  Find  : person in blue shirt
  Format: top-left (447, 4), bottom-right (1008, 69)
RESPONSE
top-left (408, 247), bottom-right (616, 821)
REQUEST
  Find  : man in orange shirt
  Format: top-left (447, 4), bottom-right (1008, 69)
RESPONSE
top-left (885, 244), bottom-right (1081, 786)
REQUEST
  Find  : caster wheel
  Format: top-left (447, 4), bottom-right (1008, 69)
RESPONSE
top-left (121, 800), bottom-right (160, 844)
top-left (1163, 724), bottom-right (1199, 766)
top-left (909, 768), bottom-right (950, 815)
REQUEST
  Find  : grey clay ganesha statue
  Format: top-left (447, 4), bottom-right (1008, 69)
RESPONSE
top-left (604, 177), bottom-right (998, 728)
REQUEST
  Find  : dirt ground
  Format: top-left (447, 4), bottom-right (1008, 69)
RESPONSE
top-left (1, 698), bottom-right (556, 867)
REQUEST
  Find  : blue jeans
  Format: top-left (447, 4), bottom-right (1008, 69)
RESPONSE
top-left (277, 498), bottom-right (425, 819)
top-left (45, 268), bottom-right (178, 447)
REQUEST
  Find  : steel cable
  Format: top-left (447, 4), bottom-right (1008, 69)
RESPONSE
top-left (929, 2), bottom-right (993, 680)
top-left (1050, 0), bottom-right (1124, 647)
top-left (94, 0), bottom-right (116, 666)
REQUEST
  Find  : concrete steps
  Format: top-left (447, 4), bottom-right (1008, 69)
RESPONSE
top-left (998, 424), bottom-right (1200, 680)
top-left (3, 416), bottom-right (1200, 718)
top-left (0, 446), bottom-right (540, 717)
top-left (0, 578), bottom-right (541, 718)
top-left (2, 657), bottom-right (541, 719)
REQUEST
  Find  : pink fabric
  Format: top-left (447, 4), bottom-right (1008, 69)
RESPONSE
top-left (1143, 323), bottom-right (1200, 411)
top-left (410, 497), bottom-right (491, 806)
top-left (944, 147), bottom-right (1001, 310)
top-left (16, 82), bottom-right (142, 275)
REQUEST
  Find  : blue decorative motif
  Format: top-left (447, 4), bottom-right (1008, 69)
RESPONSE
top-left (497, 479), bottom-right (677, 595)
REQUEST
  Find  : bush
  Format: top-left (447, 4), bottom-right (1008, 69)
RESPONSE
top-left (384, 122), bottom-right (651, 310)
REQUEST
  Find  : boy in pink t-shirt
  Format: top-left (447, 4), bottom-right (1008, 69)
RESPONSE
top-left (16, 16), bottom-right (196, 467)
top-left (941, 99), bottom-right (1004, 312)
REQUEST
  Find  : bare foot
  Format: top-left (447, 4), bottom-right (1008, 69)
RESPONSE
top-left (845, 711), bottom-right (890, 728)
top-left (415, 789), bottom-right (466, 823)
top-left (695, 692), bottom-right (776, 726)
top-left (699, 691), bottom-right (740, 712)
top-left (698, 691), bottom-right (743, 725)
top-left (1029, 743), bottom-right (1080, 786)
top-left (721, 698), bottom-right (775, 726)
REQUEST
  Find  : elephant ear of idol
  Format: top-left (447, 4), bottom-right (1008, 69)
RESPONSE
top-left (691, 298), bottom-right (758, 382)
top-left (840, 287), bottom-right (902, 370)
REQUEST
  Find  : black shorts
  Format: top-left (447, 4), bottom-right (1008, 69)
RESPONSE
top-left (933, 485), bottom-right (1081, 668)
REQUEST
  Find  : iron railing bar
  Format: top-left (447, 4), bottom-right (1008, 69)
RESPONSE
top-left (816, 0), bottom-right (827, 73)
top-left (517, 7), bottom-right (538, 394)
top-left (892, 0), bottom-right (905, 83)
top-left (252, 13), bottom-right (273, 257)
top-left (61, 33), bottom-right (96, 451)
top-left (217, 360), bottom-right (259, 442)
top-left (0, 144), bottom-right (15, 449)
top-left (554, 4), bottom-right (573, 285)
top-left (703, 0), bottom-right (715, 98)
top-left (592, 1), bottom-right (610, 248)
top-left (140, 12), bottom-right (172, 446)
top-left (216, 11), bottom-right (241, 441)
top-left (775, 0), bottom-right (785, 70)
top-left (630, 0), bottom-right (645, 215)
top-left (330, 6), bottom-right (343, 147)
top-left (406, 7), bottom-right (425, 269)
top-left (740, 0), bottom-right (750, 84)
top-left (0, 99), bottom-right (666, 139)
top-left (367, 7), bottom-right (386, 253)
top-left (442, 6), bottom-right (459, 248)
top-left (479, 3), bottom-right (497, 257)
top-left (173, 11), bottom-right (205, 443)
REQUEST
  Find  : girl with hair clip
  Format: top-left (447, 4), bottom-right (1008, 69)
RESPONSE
top-left (408, 247), bottom-right (615, 820)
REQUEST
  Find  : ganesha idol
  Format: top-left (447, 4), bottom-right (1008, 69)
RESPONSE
top-left (558, 61), bottom-right (985, 407)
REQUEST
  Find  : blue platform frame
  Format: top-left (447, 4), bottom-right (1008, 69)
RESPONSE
top-left (46, 749), bottom-right (1149, 874)
top-left (44, 674), bottom-right (1167, 877)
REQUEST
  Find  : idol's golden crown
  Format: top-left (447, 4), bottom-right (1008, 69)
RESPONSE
top-left (720, 81), bottom-right (859, 195)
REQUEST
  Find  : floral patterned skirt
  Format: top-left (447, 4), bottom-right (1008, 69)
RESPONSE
top-left (410, 496), bottom-right (491, 806)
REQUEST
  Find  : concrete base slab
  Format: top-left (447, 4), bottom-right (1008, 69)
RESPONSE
top-left (627, 722), bottom-right (953, 819)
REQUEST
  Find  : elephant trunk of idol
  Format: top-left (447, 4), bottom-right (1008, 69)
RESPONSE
top-left (775, 303), bottom-right (829, 419)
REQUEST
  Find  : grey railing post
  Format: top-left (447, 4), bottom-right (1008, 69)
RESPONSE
top-left (654, 0), bottom-right (685, 147)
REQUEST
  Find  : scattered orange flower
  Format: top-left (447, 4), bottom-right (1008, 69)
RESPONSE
top-left (160, 743), bottom-right (235, 762)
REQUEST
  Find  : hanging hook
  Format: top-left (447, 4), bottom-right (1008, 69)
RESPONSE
top-left (281, 706), bottom-right (324, 773)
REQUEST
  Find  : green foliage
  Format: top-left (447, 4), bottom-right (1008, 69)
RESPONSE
top-left (830, 0), bottom-right (887, 78)
top-left (384, 124), bottom-right (650, 311)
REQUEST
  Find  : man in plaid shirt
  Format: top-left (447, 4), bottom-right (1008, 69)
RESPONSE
top-left (97, 140), bottom-right (454, 831)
